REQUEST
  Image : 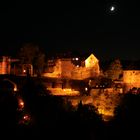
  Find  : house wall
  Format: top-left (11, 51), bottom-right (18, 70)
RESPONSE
top-left (42, 59), bottom-right (62, 78)
top-left (71, 67), bottom-right (99, 80)
top-left (61, 59), bottom-right (74, 78)
top-left (42, 54), bottom-right (100, 79)
top-left (0, 56), bottom-right (11, 74)
top-left (123, 70), bottom-right (140, 91)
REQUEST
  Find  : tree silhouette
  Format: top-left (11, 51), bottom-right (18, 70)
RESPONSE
top-left (105, 59), bottom-right (123, 80)
top-left (18, 43), bottom-right (46, 76)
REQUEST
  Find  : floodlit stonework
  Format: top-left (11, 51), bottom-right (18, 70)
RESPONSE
top-left (123, 70), bottom-right (140, 91)
top-left (85, 54), bottom-right (99, 69)
top-left (0, 56), bottom-right (11, 74)
top-left (42, 59), bottom-right (75, 78)
top-left (42, 53), bottom-right (100, 79)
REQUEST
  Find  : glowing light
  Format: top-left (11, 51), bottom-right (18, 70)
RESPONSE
top-left (110, 6), bottom-right (115, 11)
top-left (14, 87), bottom-right (17, 92)
top-left (85, 87), bottom-right (88, 91)
top-left (20, 101), bottom-right (24, 106)
top-left (75, 58), bottom-right (79, 61)
top-left (47, 88), bottom-right (79, 96)
top-left (23, 115), bottom-right (30, 120)
top-left (108, 4), bottom-right (118, 14)
top-left (18, 114), bottom-right (31, 125)
top-left (85, 54), bottom-right (98, 68)
top-left (98, 108), bottom-right (113, 116)
top-left (23, 69), bottom-right (26, 73)
top-left (18, 98), bottom-right (24, 110)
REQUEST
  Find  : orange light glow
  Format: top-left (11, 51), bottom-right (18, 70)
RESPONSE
top-left (48, 88), bottom-right (79, 96)
top-left (85, 87), bottom-right (88, 91)
top-left (18, 98), bottom-right (24, 110)
top-left (20, 101), bottom-right (24, 106)
top-left (85, 54), bottom-right (98, 68)
top-left (98, 108), bottom-right (114, 116)
top-left (14, 87), bottom-right (17, 92)
top-left (23, 114), bottom-right (30, 121)
top-left (23, 69), bottom-right (26, 73)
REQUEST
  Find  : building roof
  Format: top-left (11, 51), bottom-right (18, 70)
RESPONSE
top-left (85, 53), bottom-right (99, 62)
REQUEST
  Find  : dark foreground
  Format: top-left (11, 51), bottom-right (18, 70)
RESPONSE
top-left (0, 77), bottom-right (140, 140)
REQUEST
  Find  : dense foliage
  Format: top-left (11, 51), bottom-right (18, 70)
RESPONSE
top-left (0, 77), bottom-right (140, 139)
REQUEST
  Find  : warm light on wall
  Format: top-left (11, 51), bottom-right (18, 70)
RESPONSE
top-left (85, 87), bottom-right (88, 91)
top-left (98, 108), bottom-right (114, 116)
top-left (85, 54), bottom-right (98, 68)
top-left (18, 98), bottom-right (24, 110)
top-left (14, 86), bottom-right (18, 92)
top-left (123, 70), bottom-right (140, 90)
top-left (43, 53), bottom-right (100, 79)
top-left (23, 69), bottom-right (26, 73)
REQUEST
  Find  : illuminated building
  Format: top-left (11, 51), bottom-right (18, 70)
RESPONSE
top-left (0, 56), bottom-right (11, 74)
top-left (0, 56), bottom-right (33, 76)
top-left (123, 70), bottom-right (140, 92)
top-left (42, 53), bottom-right (100, 79)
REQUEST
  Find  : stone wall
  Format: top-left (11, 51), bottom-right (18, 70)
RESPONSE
top-left (0, 56), bottom-right (11, 75)
top-left (42, 54), bottom-right (100, 79)
top-left (71, 67), bottom-right (99, 80)
top-left (42, 59), bottom-right (62, 78)
top-left (61, 59), bottom-right (75, 78)
top-left (123, 70), bottom-right (140, 91)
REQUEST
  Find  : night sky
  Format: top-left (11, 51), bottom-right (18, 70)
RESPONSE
top-left (0, 0), bottom-right (140, 60)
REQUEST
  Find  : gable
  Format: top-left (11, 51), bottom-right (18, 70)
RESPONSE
top-left (85, 54), bottom-right (99, 68)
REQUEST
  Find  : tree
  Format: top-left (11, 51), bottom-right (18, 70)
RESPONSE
top-left (112, 93), bottom-right (140, 139)
top-left (114, 93), bottom-right (140, 123)
top-left (104, 59), bottom-right (123, 80)
top-left (92, 90), bottom-right (121, 121)
top-left (18, 43), bottom-right (46, 76)
top-left (34, 52), bottom-right (46, 76)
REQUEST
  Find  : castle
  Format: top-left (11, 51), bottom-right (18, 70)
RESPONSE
top-left (0, 54), bottom-right (140, 93)
top-left (123, 70), bottom-right (140, 92)
top-left (42, 54), bottom-right (100, 80)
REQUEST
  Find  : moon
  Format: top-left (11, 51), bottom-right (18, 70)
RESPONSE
top-left (110, 6), bottom-right (115, 12)
top-left (106, 4), bottom-right (118, 14)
